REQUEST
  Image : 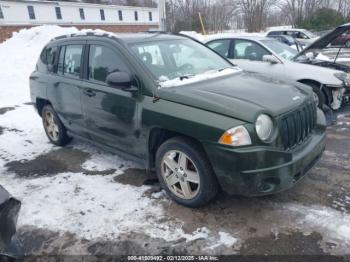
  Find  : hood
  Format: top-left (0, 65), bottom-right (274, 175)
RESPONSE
top-left (158, 71), bottom-right (312, 123)
top-left (295, 23), bottom-right (350, 58)
top-left (283, 59), bottom-right (344, 86)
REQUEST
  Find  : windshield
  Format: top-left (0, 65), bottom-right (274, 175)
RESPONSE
top-left (261, 39), bottom-right (298, 60)
top-left (130, 39), bottom-right (232, 81)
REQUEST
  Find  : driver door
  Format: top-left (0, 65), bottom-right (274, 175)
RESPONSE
top-left (231, 39), bottom-right (285, 78)
top-left (80, 41), bottom-right (140, 156)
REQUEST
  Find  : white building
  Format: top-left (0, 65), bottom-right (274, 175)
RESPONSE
top-left (0, 0), bottom-right (160, 42)
top-left (0, 0), bottom-right (159, 25)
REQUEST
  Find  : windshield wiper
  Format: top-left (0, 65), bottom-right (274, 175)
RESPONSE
top-left (179, 74), bottom-right (196, 80)
top-left (218, 67), bottom-right (234, 72)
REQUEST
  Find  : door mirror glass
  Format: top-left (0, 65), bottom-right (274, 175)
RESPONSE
top-left (106, 71), bottom-right (132, 88)
top-left (262, 55), bottom-right (279, 64)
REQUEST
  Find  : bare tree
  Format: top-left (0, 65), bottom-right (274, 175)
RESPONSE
top-left (238, 0), bottom-right (277, 32)
top-left (166, 0), bottom-right (238, 33)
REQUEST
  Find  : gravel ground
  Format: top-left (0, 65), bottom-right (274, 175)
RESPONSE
top-left (0, 104), bottom-right (349, 258)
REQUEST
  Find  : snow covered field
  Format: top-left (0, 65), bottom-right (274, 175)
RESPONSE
top-left (0, 26), bottom-right (350, 256)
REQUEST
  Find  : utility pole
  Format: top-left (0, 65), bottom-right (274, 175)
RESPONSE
top-left (158, 0), bottom-right (166, 31)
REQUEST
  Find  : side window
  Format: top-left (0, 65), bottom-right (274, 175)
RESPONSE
top-left (136, 45), bottom-right (164, 67)
top-left (234, 40), bottom-right (270, 61)
top-left (100, 9), bottom-right (105, 21)
top-left (27, 6), bottom-right (35, 20)
top-left (89, 45), bottom-right (129, 83)
top-left (299, 32), bottom-right (309, 39)
top-left (55, 7), bottom-right (62, 20)
top-left (79, 8), bottom-right (85, 20)
top-left (47, 46), bottom-right (58, 71)
top-left (57, 45), bottom-right (83, 78)
top-left (207, 39), bottom-right (231, 58)
top-left (286, 31), bottom-right (296, 37)
top-left (40, 46), bottom-right (58, 71)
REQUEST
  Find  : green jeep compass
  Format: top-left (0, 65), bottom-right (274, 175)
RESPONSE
top-left (30, 32), bottom-right (326, 207)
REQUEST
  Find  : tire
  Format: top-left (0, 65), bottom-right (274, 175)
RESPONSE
top-left (306, 82), bottom-right (325, 109)
top-left (41, 104), bottom-right (71, 146)
top-left (155, 137), bottom-right (218, 207)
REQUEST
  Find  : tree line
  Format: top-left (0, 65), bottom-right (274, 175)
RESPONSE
top-left (166, 0), bottom-right (350, 33)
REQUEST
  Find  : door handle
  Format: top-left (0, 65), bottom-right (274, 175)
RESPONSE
top-left (83, 89), bottom-right (96, 97)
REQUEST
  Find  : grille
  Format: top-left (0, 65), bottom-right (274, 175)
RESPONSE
top-left (279, 100), bottom-right (317, 150)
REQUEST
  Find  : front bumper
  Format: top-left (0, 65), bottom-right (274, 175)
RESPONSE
top-left (204, 131), bottom-right (326, 196)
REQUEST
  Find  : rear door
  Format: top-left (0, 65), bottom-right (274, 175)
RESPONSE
top-left (47, 41), bottom-right (88, 138)
top-left (80, 41), bottom-right (140, 156)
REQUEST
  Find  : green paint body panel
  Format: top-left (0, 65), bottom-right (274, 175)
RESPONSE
top-left (29, 34), bottom-right (327, 196)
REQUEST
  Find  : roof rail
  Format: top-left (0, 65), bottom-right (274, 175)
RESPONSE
top-left (51, 31), bottom-right (119, 42)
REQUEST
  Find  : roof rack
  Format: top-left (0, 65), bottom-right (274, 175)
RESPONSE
top-left (51, 31), bottom-right (119, 42)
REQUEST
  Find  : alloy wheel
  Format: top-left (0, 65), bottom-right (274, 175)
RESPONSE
top-left (161, 150), bottom-right (200, 200)
top-left (44, 111), bottom-right (59, 141)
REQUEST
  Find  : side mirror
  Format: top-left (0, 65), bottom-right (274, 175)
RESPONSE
top-left (345, 40), bottom-right (350, 48)
top-left (262, 55), bottom-right (279, 64)
top-left (106, 71), bottom-right (134, 90)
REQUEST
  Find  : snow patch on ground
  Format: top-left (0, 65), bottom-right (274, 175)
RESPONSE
top-left (285, 203), bottom-right (350, 247)
top-left (0, 105), bottom-right (55, 162)
top-left (0, 172), bottom-right (168, 240)
top-left (77, 143), bottom-right (139, 172)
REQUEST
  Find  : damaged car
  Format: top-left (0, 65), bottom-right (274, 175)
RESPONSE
top-left (294, 23), bottom-right (350, 108)
top-left (206, 35), bottom-right (350, 110)
top-left (30, 32), bottom-right (326, 207)
top-left (0, 185), bottom-right (23, 260)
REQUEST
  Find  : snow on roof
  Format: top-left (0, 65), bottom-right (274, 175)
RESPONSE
top-left (203, 32), bottom-right (268, 43)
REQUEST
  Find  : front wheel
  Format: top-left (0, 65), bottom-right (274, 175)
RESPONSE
top-left (155, 137), bottom-right (218, 207)
top-left (42, 104), bottom-right (71, 146)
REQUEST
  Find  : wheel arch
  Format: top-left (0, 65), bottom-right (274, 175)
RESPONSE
top-left (147, 127), bottom-right (209, 171)
top-left (35, 98), bottom-right (52, 116)
top-left (297, 79), bottom-right (332, 105)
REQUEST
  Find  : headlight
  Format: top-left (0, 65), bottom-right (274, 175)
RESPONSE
top-left (219, 126), bottom-right (251, 146)
top-left (255, 114), bottom-right (274, 141)
top-left (334, 72), bottom-right (350, 86)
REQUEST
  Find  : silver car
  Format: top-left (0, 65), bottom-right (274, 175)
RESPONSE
top-left (205, 35), bottom-right (349, 110)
